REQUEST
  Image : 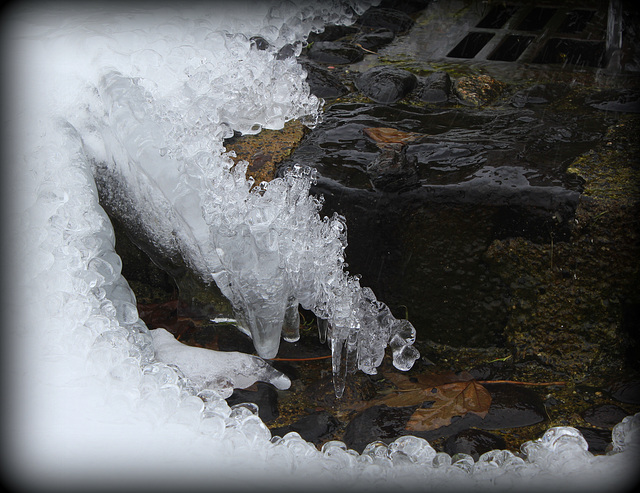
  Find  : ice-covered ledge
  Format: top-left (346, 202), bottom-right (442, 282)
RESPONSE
top-left (151, 328), bottom-right (291, 393)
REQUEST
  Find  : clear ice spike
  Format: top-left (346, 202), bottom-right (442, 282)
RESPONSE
top-left (282, 296), bottom-right (301, 343)
top-left (317, 318), bottom-right (328, 344)
top-left (244, 300), bottom-right (285, 360)
top-left (331, 334), bottom-right (348, 398)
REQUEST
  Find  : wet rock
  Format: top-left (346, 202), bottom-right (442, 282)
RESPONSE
top-left (307, 24), bottom-right (359, 43)
top-left (510, 83), bottom-right (569, 108)
top-left (279, 95), bottom-right (607, 346)
top-left (481, 384), bottom-right (547, 429)
top-left (419, 71), bottom-right (452, 103)
top-left (306, 41), bottom-right (364, 65)
top-left (301, 61), bottom-right (349, 98)
top-left (404, 141), bottom-right (490, 184)
top-left (113, 218), bottom-right (177, 301)
top-left (355, 66), bottom-right (417, 103)
top-left (342, 405), bottom-right (416, 453)
top-left (467, 360), bottom-right (514, 381)
top-left (582, 404), bottom-right (629, 428)
top-left (575, 426), bottom-right (612, 455)
top-left (271, 410), bottom-right (339, 445)
top-left (586, 89), bottom-right (640, 113)
top-left (226, 382), bottom-right (279, 423)
top-left (607, 380), bottom-right (640, 405)
top-left (443, 429), bottom-right (507, 461)
top-left (455, 75), bottom-right (506, 106)
top-left (225, 120), bottom-right (307, 185)
top-left (356, 8), bottom-right (415, 34)
top-left (354, 29), bottom-right (395, 52)
top-left (367, 143), bottom-right (419, 192)
top-left (410, 383), bottom-right (547, 440)
top-left (483, 382), bottom-right (545, 419)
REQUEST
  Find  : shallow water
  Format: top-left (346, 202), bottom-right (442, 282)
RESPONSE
top-left (280, 95), bottom-right (612, 346)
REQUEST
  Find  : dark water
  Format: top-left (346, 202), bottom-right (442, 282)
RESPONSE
top-left (281, 99), bottom-right (612, 347)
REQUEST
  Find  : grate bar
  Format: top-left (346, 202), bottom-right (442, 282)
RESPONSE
top-left (446, 1), bottom-right (609, 68)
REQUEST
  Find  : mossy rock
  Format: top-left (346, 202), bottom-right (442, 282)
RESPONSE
top-left (455, 74), bottom-right (507, 106)
top-left (225, 120), bottom-right (308, 185)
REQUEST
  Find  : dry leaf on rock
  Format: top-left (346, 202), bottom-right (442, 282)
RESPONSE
top-left (363, 127), bottom-right (424, 145)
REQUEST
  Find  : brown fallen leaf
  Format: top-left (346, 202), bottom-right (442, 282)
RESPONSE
top-left (405, 380), bottom-right (491, 432)
top-left (351, 371), bottom-right (491, 433)
top-left (363, 127), bottom-right (424, 146)
top-left (355, 370), bottom-right (563, 433)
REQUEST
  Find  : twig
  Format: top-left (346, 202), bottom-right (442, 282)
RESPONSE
top-left (477, 379), bottom-right (565, 386)
top-left (355, 43), bottom-right (378, 54)
top-left (269, 355), bottom-right (332, 362)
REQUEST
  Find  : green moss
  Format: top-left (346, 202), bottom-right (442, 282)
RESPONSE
top-left (567, 118), bottom-right (640, 202)
top-left (225, 119), bottom-right (308, 185)
top-left (484, 114), bottom-right (640, 387)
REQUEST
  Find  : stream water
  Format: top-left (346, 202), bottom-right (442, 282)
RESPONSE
top-left (283, 99), bottom-right (609, 346)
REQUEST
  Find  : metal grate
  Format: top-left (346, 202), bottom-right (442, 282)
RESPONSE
top-left (448, 32), bottom-right (495, 58)
top-left (447, 3), bottom-right (608, 68)
top-left (476, 5), bottom-right (519, 29)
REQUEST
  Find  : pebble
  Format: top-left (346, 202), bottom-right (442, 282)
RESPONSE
top-left (606, 380), bottom-right (640, 404)
top-left (575, 426), bottom-right (612, 454)
top-left (419, 71), bottom-right (452, 103)
top-left (342, 405), bottom-right (416, 453)
top-left (301, 61), bottom-right (349, 98)
top-left (455, 75), bottom-right (506, 106)
top-left (307, 24), bottom-right (359, 43)
top-left (354, 29), bottom-right (395, 52)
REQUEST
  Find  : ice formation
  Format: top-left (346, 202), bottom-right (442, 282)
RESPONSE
top-left (7, 0), bottom-right (418, 398)
top-left (151, 328), bottom-right (291, 393)
top-left (5, 1), bottom-right (639, 491)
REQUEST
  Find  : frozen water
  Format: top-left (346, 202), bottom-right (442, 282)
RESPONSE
top-left (4, 0), bottom-right (640, 490)
top-left (151, 327), bottom-right (291, 391)
top-left (7, 0), bottom-right (420, 389)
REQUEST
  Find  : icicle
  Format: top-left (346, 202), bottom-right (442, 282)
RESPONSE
top-left (331, 332), bottom-right (348, 398)
top-left (282, 296), bottom-right (300, 342)
top-left (317, 317), bottom-right (328, 344)
top-left (243, 300), bottom-right (284, 359)
top-left (346, 331), bottom-right (358, 375)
